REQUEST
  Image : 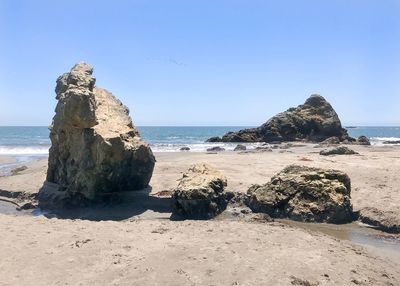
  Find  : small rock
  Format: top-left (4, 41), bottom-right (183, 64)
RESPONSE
top-left (356, 136), bottom-right (371, 145)
top-left (320, 146), bottom-right (358, 156)
top-left (16, 202), bottom-right (36, 210)
top-left (255, 146), bottom-right (273, 152)
top-left (206, 146), bottom-right (225, 152)
top-left (233, 144), bottom-right (246, 151)
top-left (180, 147), bottom-right (190, 151)
top-left (315, 136), bottom-right (341, 147)
top-left (321, 136), bottom-right (341, 145)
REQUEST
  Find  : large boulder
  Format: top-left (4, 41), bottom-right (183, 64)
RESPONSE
top-left (247, 165), bottom-right (353, 223)
top-left (38, 62), bottom-right (155, 206)
top-left (207, 94), bottom-right (351, 143)
top-left (172, 163), bottom-right (230, 219)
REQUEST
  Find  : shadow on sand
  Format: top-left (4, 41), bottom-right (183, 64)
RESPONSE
top-left (38, 188), bottom-right (174, 221)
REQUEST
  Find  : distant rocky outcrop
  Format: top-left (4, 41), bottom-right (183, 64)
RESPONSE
top-left (320, 146), bottom-right (358, 156)
top-left (206, 94), bottom-right (351, 143)
top-left (172, 164), bottom-right (231, 219)
top-left (38, 62), bottom-right (155, 206)
top-left (247, 165), bottom-right (353, 223)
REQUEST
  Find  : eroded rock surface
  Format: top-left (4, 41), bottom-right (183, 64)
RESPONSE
top-left (207, 94), bottom-right (351, 143)
top-left (39, 62), bottom-right (155, 206)
top-left (172, 163), bottom-right (231, 219)
top-left (247, 165), bottom-right (353, 223)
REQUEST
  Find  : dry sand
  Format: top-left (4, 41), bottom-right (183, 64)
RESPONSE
top-left (0, 144), bottom-right (399, 285)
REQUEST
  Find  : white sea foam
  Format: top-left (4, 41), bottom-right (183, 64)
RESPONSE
top-left (150, 142), bottom-right (262, 152)
top-left (369, 137), bottom-right (400, 145)
top-left (0, 146), bottom-right (50, 155)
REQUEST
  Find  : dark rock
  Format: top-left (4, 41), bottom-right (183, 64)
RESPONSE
top-left (172, 164), bottom-right (231, 219)
top-left (17, 202), bottom-right (37, 210)
top-left (255, 146), bottom-right (273, 152)
top-left (233, 144), bottom-right (246, 151)
top-left (220, 129), bottom-right (262, 143)
top-left (356, 136), bottom-right (371, 145)
top-left (207, 94), bottom-right (351, 143)
top-left (206, 146), bottom-right (225, 152)
top-left (247, 165), bottom-right (353, 223)
top-left (38, 62), bottom-right (155, 206)
top-left (359, 207), bottom-right (400, 233)
top-left (206, 136), bottom-right (222, 142)
top-left (319, 146), bottom-right (358, 156)
top-left (180, 147), bottom-right (190, 151)
top-left (343, 136), bottom-right (371, 146)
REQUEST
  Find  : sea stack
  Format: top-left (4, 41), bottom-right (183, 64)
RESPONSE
top-left (39, 62), bottom-right (155, 206)
top-left (207, 94), bottom-right (351, 143)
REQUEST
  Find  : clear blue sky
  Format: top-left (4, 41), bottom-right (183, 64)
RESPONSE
top-left (1, 0), bottom-right (399, 126)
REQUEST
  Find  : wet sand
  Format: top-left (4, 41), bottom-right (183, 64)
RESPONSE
top-left (0, 156), bottom-right (16, 165)
top-left (0, 144), bottom-right (399, 285)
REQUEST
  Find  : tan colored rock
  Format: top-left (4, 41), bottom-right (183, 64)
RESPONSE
top-left (172, 163), bottom-right (230, 219)
top-left (247, 165), bottom-right (353, 223)
top-left (39, 62), bottom-right (155, 206)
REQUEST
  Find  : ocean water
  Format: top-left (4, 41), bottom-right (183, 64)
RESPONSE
top-left (0, 126), bottom-right (399, 156)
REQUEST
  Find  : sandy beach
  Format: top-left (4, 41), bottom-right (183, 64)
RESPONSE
top-left (0, 144), bottom-right (399, 285)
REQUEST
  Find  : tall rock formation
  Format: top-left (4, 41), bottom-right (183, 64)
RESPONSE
top-left (207, 94), bottom-right (351, 143)
top-left (39, 62), bottom-right (155, 206)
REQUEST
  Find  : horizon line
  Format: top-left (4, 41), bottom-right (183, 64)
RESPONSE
top-left (0, 125), bottom-right (400, 128)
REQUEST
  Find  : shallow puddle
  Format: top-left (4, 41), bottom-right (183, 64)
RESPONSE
top-left (279, 219), bottom-right (400, 260)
